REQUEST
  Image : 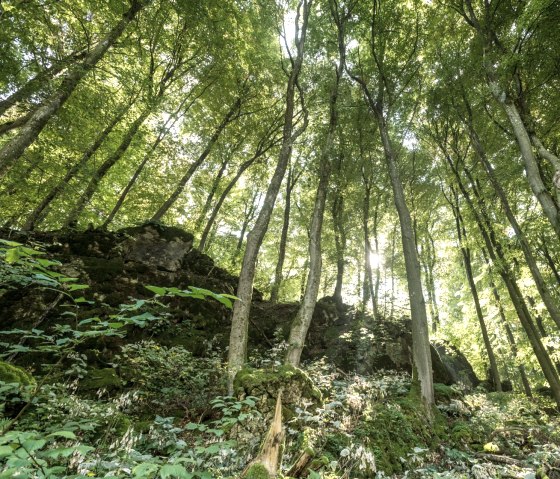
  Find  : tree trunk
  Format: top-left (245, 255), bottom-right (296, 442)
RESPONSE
top-left (481, 248), bottom-right (532, 397)
top-left (285, 49), bottom-right (341, 366)
top-left (235, 190), bottom-right (260, 253)
top-left (0, 49), bottom-right (87, 118)
top-left (63, 107), bottom-right (151, 227)
top-left (23, 102), bottom-right (133, 230)
top-left (374, 109), bottom-right (434, 407)
top-left (227, 0), bottom-right (312, 392)
top-left (450, 189), bottom-right (502, 391)
top-left (539, 238), bottom-right (560, 286)
top-left (331, 189), bottom-right (346, 309)
top-left (443, 148), bottom-right (560, 408)
top-left (0, 0), bottom-right (147, 178)
top-left (465, 118), bottom-right (560, 330)
top-left (102, 94), bottom-right (196, 228)
top-left (270, 166), bottom-right (299, 303)
top-left (362, 179), bottom-right (376, 315)
top-left (193, 158), bottom-right (230, 232)
top-left (151, 95), bottom-right (243, 222)
top-left (421, 232), bottom-right (439, 333)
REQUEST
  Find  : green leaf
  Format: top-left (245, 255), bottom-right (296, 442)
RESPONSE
top-left (47, 430), bottom-right (77, 440)
top-left (0, 239), bottom-right (22, 247)
top-left (0, 445), bottom-right (13, 458)
top-left (132, 462), bottom-right (159, 478)
top-left (68, 284), bottom-right (89, 292)
top-left (145, 285), bottom-right (167, 295)
top-left (159, 464), bottom-right (192, 479)
top-left (5, 248), bottom-right (21, 264)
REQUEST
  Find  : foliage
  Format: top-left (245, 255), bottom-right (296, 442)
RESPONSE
top-left (116, 341), bottom-right (226, 419)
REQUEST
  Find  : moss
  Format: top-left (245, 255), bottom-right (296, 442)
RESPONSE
top-left (451, 421), bottom-right (474, 444)
top-left (234, 365), bottom-right (322, 405)
top-left (434, 383), bottom-right (463, 403)
top-left (354, 397), bottom-right (444, 475)
top-left (244, 463), bottom-right (270, 479)
top-left (79, 368), bottom-right (122, 391)
top-left (0, 361), bottom-right (35, 386)
top-left (121, 223), bottom-right (194, 244)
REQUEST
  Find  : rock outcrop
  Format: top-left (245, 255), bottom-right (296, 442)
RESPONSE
top-left (0, 225), bottom-right (478, 386)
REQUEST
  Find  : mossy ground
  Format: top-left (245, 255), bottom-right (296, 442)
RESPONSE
top-left (0, 361), bottom-right (35, 386)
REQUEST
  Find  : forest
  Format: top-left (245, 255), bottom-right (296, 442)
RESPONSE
top-left (0, 0), bottom-right (560, 477)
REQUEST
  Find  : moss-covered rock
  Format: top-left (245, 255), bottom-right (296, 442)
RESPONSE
top-left (353, 397), bottom-right (445, 475)
top-left (244, 463), bottom-right (270, 479)
top-left (79, 368), bottom-right (122, 391)
top-left (434, 383), bottom-right (463, 403)
top-left (0, 361), bottom-right (35, 386)
top-left (234, 365), bottom-right (322, 408)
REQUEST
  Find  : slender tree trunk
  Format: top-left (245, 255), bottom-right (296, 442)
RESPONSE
top-left (193, 158), bottom-right (229, 232)
top-left (464, 117), bottom-right (560, 330)
top-left (270, 166), bottom-right (299, 303)
top-left (0, 112), bottom-right (34, 136)
top-left (151, 96), bottom-right (243, 222)
top-left (331, 189), bottom-right (346, 308)
top-left (481, 248), bottom-right (532, 396)
top-left (101, 94), bottom-right (196, 228)
top-left (235, 190), bottom-right (260, 253)
top-left (539, 238), bottom-right (560, 286)
top-left (64, 107), bottom-right (151, 227)
top-left (198, 155), bottom-right (261, 251)
top-left (450, 190), bottom-right (502, 391)
top-left (362, 179), bottom-right (376, 314)
top-left (0, 49), bottom-right (87, 118)
top-left (375, 109), bottom-right (434, 407)
top-left (285, 46), bottom-right (341, 366)
top-left (443, 148), bottom-right (560, 408)
top-left (23, 102), bottom-right (133, 230)
top-left (227, 0), bottom-right (312, 391)
top-left (0, 0), bottom-right (147, 178)
top-left (421, 232), bottom-right (439, 333)
top-left (455, 4), bottom-right (560, 237)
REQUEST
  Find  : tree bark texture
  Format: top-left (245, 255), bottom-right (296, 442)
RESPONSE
top-left (227, 0), bottom-right (312, 392)
top-left (0, 0), bottom-right (147, 178)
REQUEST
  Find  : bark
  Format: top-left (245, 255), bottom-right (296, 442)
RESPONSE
top-left (481, 248), bottom-right (532, 396)
top-left (0, 49), bottom-right (87, 118)
top-left (242, 391), bottom-right (284, 478)
top-left (450, 190), bottom-right (502, 391)
top-left (362, 176), bottom-right (376, 315)
top-left (285, 46), bottom-right (341, 366)
top-left (331, 189), bottom-right (346, 309)
top-left (463, 114), bottom-right (560, 330)
top-left (0, 112), bottom-right (33, 136)
top-left (0, 0), bottom-right (147, 178)
top-left (495, 96), bottom-right (560, 238)
top-left (270, 166), bottom-right (300, 303)
top-left (442, 145), bottom-right (560, 408)
top-left (64, 108), bottom-right (151, 227)
top-left (456, 3), bottom-right (560, 237)
top-left (421, 232), bottom-right (440, 333)
top-left (101, 92), bottom-right (197, 228)
top-left (538, 236), bottom-right (560, 286)
top-left (343, 1), bottom-right (434, 406)
top-left (235, 190), bottom-right (260, 253)
top-left (197, 121), bottom-right (281, 252)
top-left (193, 158), bottom-right (230, 232)
top-left (227, 0), bottom-right (312, 392)
top-left (150, 95), bottom-right (243, 222)
top-left (23, 102), bottom-right (133, 230)
top-left (376, 110), bottom-right (434, 407)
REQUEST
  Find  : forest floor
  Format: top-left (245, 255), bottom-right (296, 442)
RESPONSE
top-left (1, 229), bottom-right (559, 478)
